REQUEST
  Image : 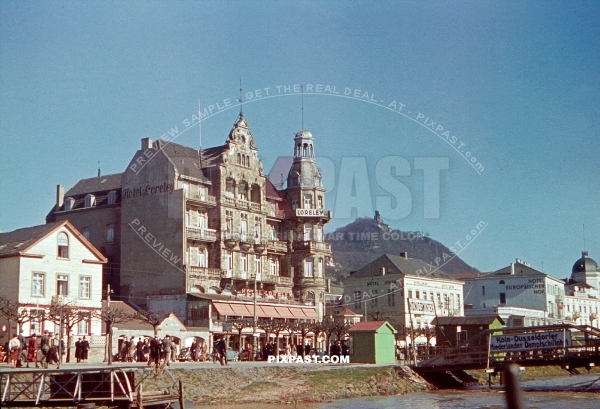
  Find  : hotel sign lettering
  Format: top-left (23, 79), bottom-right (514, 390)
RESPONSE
top-left (408, 299), bottom-right (435, 314)
top-left (296, 209), bottom-right (326, 217)
top-left (490, 331), bottom-right (571, 352)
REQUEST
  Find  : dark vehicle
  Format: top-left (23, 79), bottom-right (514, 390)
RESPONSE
top-left (178, 347), bottom-right (193, 362)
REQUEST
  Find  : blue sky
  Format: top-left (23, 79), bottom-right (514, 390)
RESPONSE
top-left (1, 1), bottom-right (599, 279)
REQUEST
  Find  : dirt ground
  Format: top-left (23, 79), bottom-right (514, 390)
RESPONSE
top-left (141, 364), bottom-right (433, 405)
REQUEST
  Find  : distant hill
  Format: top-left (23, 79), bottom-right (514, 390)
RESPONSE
top-left (325, 214), bottom-right (479, 281)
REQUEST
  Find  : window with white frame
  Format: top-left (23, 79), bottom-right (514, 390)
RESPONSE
top-left (226, 210), bottom-right (233, 234)
top-left (255, 255), bottom-right (262, 276)
top-left (32, 272), bottom-right (45, 297)
top-left (57, 232), bottom-right (69, 258)
top-left (317, 257), bottom-right (323, 277)
top-left (189, 247), bottom-right (199, 267)
top-left (304, 194), bottom-right (313, 209)
top-left (314, 225), bottom-right (322, 242)
top-left (387, 289), bottom-right (395, 306)
top-left (84, 194), bottom-right (96, 208)
top-left (304, 257), bottom-right (314, 277)
top-left (57, 274), bottom-right (68, 296)
top-left (79, 276), bottom-right (90, 299)
top-left (240, 214), bottom-right (248, 240)
top-left (225, 250), bottom-right (232, 270)
top-left (82, 227), bottom-right (90, 240)
top-left (240, 253), bottom-right (248, 273)
top-left (198, 247), bottom-right (207, 267)
top-left (304, 223), bottom-right (313, 241)
top-left (106, 224), bottom-right (114, 242)
top-left (77, 313), bottom-right (90, 335)
top-left (270, 258), bottom-right (279, 276)
top-left (107, 190), bottom-right (117, 205)
top-left (30, 309), bottom-right (44, 334)
top-left (317, 196), bottom-right (323, 209)
top-left (291, 199), bottom-right (298, 210)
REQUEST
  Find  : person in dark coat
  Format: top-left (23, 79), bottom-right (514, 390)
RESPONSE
top-left (215, 337), bottom-right (227, 366)
top-left (27, 333), bottom-right (38, 368)
top-left (149, 336), bottom-right (161, 367)
top-left (40, 330), bottom-right (50, 368)
top-left (136, 337), bottom-right (144, 362)
top-left (75, 338), bottom-right (82, 363)
top-left (304, 343), bottom-right (311, 356)
top-left (81, 336), bottom-right (90, 363)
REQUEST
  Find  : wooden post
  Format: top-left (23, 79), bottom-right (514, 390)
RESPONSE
top-left (137, 384), bottom-right (143, 409)
top-left (178, 380), bottom-right (185, 409)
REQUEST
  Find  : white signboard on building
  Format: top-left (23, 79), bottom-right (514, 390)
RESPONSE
top-left (295, 209), bottom-right (326, 217)
top-left (408, 299), bottom-right (435, 314)
top-left (490, 331), bottom-right (572, 352)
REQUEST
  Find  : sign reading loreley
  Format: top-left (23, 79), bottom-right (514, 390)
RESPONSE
top-left (490, 331), bottom-right (572, 352)
top-left (295, 209), bottom-right (326, 217)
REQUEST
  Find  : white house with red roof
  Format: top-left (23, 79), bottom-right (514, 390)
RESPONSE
top-left (0, 220), bottom-right (106, 343)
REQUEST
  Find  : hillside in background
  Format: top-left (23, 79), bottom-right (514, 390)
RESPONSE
top-left (326, 213), bottom-right (479, 281)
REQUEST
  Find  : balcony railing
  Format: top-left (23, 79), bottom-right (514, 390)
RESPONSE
top-left (186, 226), bottom-right (217, 242)
top-left (187, 265), bottom-right (224, 279)
top-left (187, 193), bottom-right (217, 206)
top-left (267, 240), bottom-right (288, 253)
top-left (292, 241), bottom-right (331, 252)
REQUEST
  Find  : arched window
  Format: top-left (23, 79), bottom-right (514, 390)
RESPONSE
top-left (499, 280), bottom-right (505, 284)
top-left (306, 292), bottom-right (315, 306)
top-left (57, 232), bottom-right (69, 258)
top-left (237, 153), bottom-right (241, 164)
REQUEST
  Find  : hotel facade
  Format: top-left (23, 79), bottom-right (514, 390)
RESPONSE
top-left (47, 114), bottom-right (331, 324)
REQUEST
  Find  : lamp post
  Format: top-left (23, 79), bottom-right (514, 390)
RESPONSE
top-left (252, 273), bottom-right (257, 361)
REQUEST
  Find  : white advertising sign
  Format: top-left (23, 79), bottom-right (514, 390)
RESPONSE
top-left (490, 331), bottom-right (571, 352)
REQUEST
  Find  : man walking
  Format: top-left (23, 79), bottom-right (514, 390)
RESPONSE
top-left (40, 330), bottom-right (50, 368)
top-left (161, 335), bottom-right (173, 368)
top-left (215, 337), bottom-right (227, 366)
top-left (17, 330), bottom-right (26, 367)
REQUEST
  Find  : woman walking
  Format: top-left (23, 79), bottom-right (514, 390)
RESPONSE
top-left (27, 333), bottom-right (38, 368)
top-left (9, 334), bottom-right (20, 368)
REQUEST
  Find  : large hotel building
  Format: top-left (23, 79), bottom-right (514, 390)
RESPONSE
top-left (47, 114), bottom-right (331, 324)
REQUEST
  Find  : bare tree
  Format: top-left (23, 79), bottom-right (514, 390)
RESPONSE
top-left (133, 308), bottom-right (172, 337)
top-left (228, 318), bottom-right (252, 350)
top-left (0, 298), bottom-right (32, 338)
top-left (48, 301), bottom-right (90, 363)
top-left (92, 306), bottom-right (133, 365)
top-left (287, 320), bottom-right (314, 357)
top-left (310, 321), bottom-right (325, 353)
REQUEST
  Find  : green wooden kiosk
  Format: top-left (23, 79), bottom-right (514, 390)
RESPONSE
top-left (348, 321), bottom-right (397, 364)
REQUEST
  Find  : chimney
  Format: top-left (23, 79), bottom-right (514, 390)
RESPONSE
top-left (380, 267), bottom-right (386, 276)
top-left (141, 137), bottom-right (153, 150)
top-left (56, 185), bottom-right (64, 209)
top-left (400, 252), bottom-right (408, 259)
top-left (510, 263), bottom-right (515, 275)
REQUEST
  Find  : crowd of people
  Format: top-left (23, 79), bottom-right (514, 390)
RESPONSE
top-left (2, 330), bottom-right (68, 369)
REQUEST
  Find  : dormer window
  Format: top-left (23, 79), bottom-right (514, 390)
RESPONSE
top-left (107, 191), bottom-right (117, 205)
top-left (84, 194), bottom-right (96, 208)
top-left (57, 232), bottom-right (69, 258)
top-left (64, 197), bottom-right (75, 211)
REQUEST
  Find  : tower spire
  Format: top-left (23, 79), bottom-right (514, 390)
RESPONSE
top-left (238, 79), bottom-right (244, 118)
top-left (301, 84), bottom-right (304, 130)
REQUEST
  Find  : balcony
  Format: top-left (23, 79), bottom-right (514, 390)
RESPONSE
top-left (237, 199), bottom-right (261, 212)
top-left (277, 276), bottom-right (293, 286)
top-left (186, 193), bottom-right (217, 206)
top-left (187, 266), bottom-right (224, 279)
top-left (186, 226), bottom-right (217, 242)
top-left (292, 241), bottom-right (331, 252)
top-left (222, 196), bottom-right (236, 207)
top-left (267, 240), bottom-right (288, 253)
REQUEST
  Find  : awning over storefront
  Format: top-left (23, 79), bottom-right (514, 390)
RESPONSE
top-left (275, 306), bottom-right (296, 319)
top-left (302, 308), bottom-right (319, 320)
top-left (213, 302), bottom-right (236, 316)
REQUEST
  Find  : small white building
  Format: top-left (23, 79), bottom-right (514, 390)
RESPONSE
top-left (464, 259), bottom-right (567, 326)
top-left (0, 221), bottom-right (106, 343)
